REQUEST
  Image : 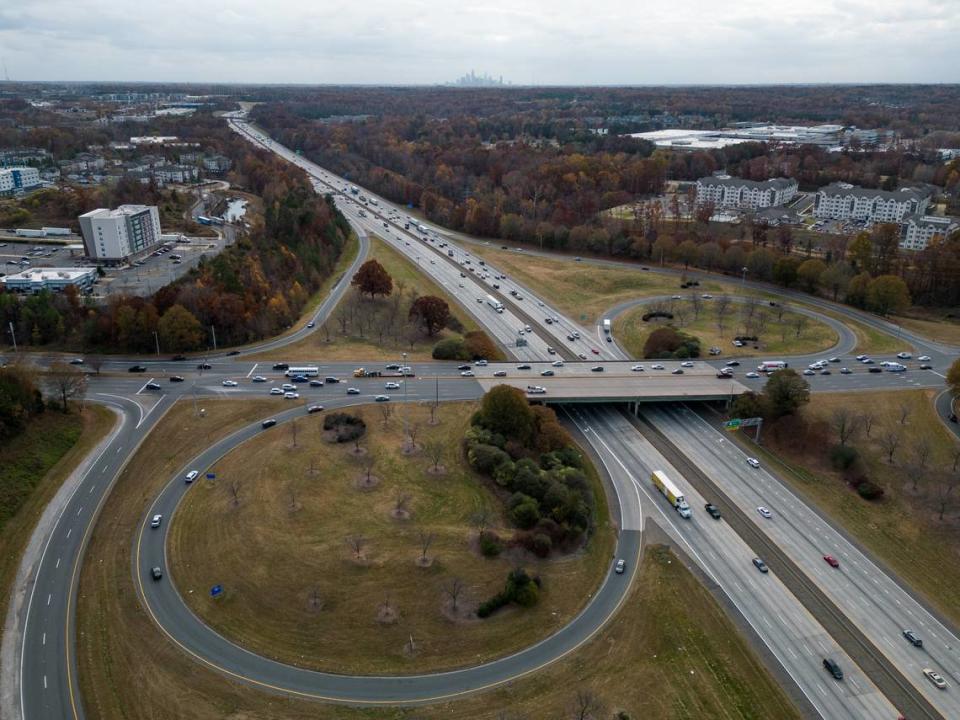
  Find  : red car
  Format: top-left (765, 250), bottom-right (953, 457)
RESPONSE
top-left (591, 348), bottom-right (600, 355)
top-left (823, 555), bottom-right (840, 568)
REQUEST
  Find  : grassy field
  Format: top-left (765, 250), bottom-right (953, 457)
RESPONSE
top-left (614, 300), bottom-right (838, 359)
top-left (896, 313), bottom-right (960, 346)
top-left (741, 390), bottom-right (960, 626)
top-left (249, 236), bottom-right (502, 362)
top-left (0, 404), bottom-right (115, 646)
top-left (170, 401), bottom-right (613, 673)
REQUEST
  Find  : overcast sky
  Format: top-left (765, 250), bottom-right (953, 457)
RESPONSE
top-left (2, 0), bottom-right (958, 85)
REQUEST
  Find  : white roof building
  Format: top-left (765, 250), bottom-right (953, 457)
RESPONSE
top-left (2, 267), bottom-right (97, 294)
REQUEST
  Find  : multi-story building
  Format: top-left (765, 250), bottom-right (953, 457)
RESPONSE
top-left (0, 166), bottom-right (42, 195)
top-left (814, 183), bottom-right (931, 223)
top-left (202, 154), bottom-right (232, 173)
top-left (152, 164), bottom-right (198, 184)
top-left (78, 205), bottom-right (162, 264)
top-left (1, 267), bottom-right (97, 295)
top-left (899, 214), bottom-right (959, 251)
top-left (696, 175), bottom-right (798, 210)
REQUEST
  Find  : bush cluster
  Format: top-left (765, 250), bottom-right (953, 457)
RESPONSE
top-left (829, 444), bottom-right (860, 470)
top-left (641, 311), bottom-right (673, 322)
top-left (322, 412), bottom-right (366, 443)
top-left (477, 568), bottom-right (541, 618)
top-left (850, 475), bottom-right (885, 501)
top-left (432, 330), bottom-right (499, 361)
top-left (732, 335), bottom-right (759, 343)
top-left (642, 326), bottom-right (701, 359)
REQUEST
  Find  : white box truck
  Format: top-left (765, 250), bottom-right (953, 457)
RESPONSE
top-left (602, 318), bottom-right (611, 333)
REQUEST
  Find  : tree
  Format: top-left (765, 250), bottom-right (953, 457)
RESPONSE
top-left (845, 271), bottom-right (872, 308)
top-left (408, 295), bottom-right (450, 337)
top-left (830, 408), bottom-right (860, 446)
top-left (772, 257), bottom-right (800, 287)
top-left (858, 411), bottom-right (875, 438)
top-left (443, 577), bottom-right (465, 612)
top-left (378, 401), bottom-right (393, 428)
top-left (820, 263), bottom-right (852, 301)
top-left (946, 358), bottom-right (960, 397)
top-left (476, 385), bottom-right (535, 446)
top-left (866, 275), bottom-right (910, 316)
top-left (898, 402), bottom-right (911, 425)
top-left (45, 361), bottom-right (87, 412)
top-left (425, 438), bottom-right (445, 471)
top-left (763, 369), bottom-right (810, 418)
top-left (714, 295), bottom-right (733, 338)
top-left (880, 429), bottom-right (901, 464)
top-left (932, 470), bottom-right (960, 521)
top-left (346, 534), bottom-right (367, 560)
top-left (351, 259), bottom-right (393, 298)
top-left (797, 259), bottom-right (827, 293)
top-left (849, 231), bottom-right (873, 272)
top-left (418, 531), bottom-right (434, 563)
top-left (158, 304), bottom-right (204, 352)
top-left (569, 689), bottom-right (605, 720)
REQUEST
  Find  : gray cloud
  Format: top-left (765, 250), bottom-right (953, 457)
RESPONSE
top-left (0, 0), bottom-right (957, 83)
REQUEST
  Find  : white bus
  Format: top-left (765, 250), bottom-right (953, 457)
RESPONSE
top-left (757, 360), bottom-right (789, 372)
top-left (285, 366), bottom-right (320, 378)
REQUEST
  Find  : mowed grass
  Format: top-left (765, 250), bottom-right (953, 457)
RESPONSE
top-left (742, 390), bottom-right (960, 626)
top-left (896, 313), bottom-right (960, 346)
top-left (614, 301), bottom-right (838, 360)
top-left (0, 405), bottom-right (115, 646)
top-left (170, 401), bottom-right (614, 674)
top-left (249, 236), bottom-right (500, 362)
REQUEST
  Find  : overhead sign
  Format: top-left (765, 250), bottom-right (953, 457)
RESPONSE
top-left (724, 419), bottom-right (742, 429)
top-left (739, 417), bottom-right (763, 428)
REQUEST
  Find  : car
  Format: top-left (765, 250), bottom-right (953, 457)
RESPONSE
top-left (820, 369), bottom-right (831, 375)
top-left (272, 362), bottom-right (289, 370)
top-left (474, 359), bottom-right (488, 366)
top-left (325, 376), bottom-right (340, 384)
top-left (725, 360), bottom-right (740, 367)
top-left (671, 368), bottom-right (684, 375)
top-left (803, 369), bottom-right (816, 376)
top-left (552, 360), bottom-right (564, 367)
top-left (861, 357), bottom-right (874, 364)
top-left (823, 658), bottom-right (844, 681)
top-left (347, 387), bottom-right (361, 395)
top-left (896, 352), bottom-right (912, 359)
top-left (923, 668), bottom-right (947, 690)
top-left (169, 375), bottom-right (185, 383)
top-left (221, 379), bottom-right (238, 387)
top-left (385, 381), bottom-right (401, 390)
top-left (752, 557), bottom-right (769, 573)
top-left (306, 321), bottom-right (316, 328)
top-left (903, 630), bottom-right (923, 647)
top-left (68, 358), bottom-right (84, 365)
top-left (614, 559), bottom-right (625, 574)
top-left (671, 295), bottom-right (682, 300)
top-left (708, 346), bottom-right (721, 355)
top-left (829, 357), bottom-right (841, 363)
top-left (577, 353), bottom-right (587, 360)
top-left (252, 375), bottom-right (267, 383)
top-left (540, 369), bottom-right (555, 377)
top-left (128, 365), bottom-right (147, 373)
top-left (261, 419), bottom-right (277, 428)
top-left (840, 367), bottom-right (852, 374)
top-left (544, 317), bottom-right (553, 324)
top-left (566, 334), bottom-right (576, 341)
top-left (385, 363), bottom-right (401, 371)
top-left (269, 387), bottom-right (283, 395)
top-left (631, 364), bottom-right (644, 372)
top-left (460, 370), bottom-right (475, 377)
top-left (546, 346), bottom-right (556, 355)
top-left (197, 362), bottom-right (212, 370)
top-left (808, 361), bottom-right (825, 370)
top-left (184, 470), bottom-right (199, 484)
top-left (717, 370), bottom-right (733, 379)
top-left (651, 363), bottom-right (665, 370)
top-left (375, 395), bottom-right (390, 402)
top-left (574, 256), bottom-right (582, 261)
top-left (756, 506), bottom-right (772, 519)
top-left (855, 354), bottom-right (867, 361)
top-left (151, 566), bottom-right (163, 581)
top-left (150, 514), bottom-right (162, 528)
top-left (680, 361), bottom-right (694, 368)
top-left (226, 350), bottom-right (241, 356)
top-left (284, 392), bottom-right (299, 400)
top-left (918, 355), bottom-right (931, 362)
top-left (919, 363), bottom-right (933, 370)
top-left (746, 457), bottom-right (760, 468)
top-left (745, 371), bottom-right (761, 379)
top-left (517, 364), bottom-right (532, 370)
top-left (526, 385), bottom-right (547, 395)
top-left (493, 370), bottom-right (507, 377)
top-left (307, 404), bottom-right (324, 414)
top-left (705, 503), bottom-right (722, 519)
top-left (732, 340), bottom-right (744, 347)
top-left (144, 382), bottom-right (161, 391)
top-left (701, 294), bottom-right (713, 299)
top-left (823, 554), bottom-right (839, 568)
top-left (281, 383), bottom-right (296, 391)
top-left (868, 367), bottom-right (882, 373)
top-left (457, 364), bottom-right (471, 371)
top-left (591, 348), bottom-right (600, 355)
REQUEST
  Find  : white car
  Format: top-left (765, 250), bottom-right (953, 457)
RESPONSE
top-left (282, 383), bottom-right (296, 391)
top-left (701, 294), bottom-right (713, 299)
top-left (680, 361), bottom-right (694, 368)
top-left (526, 385), bottom-right (547, 395)
top-left (375, 395), bottom-right (391, 402)
top-left (855, 354), bottom-right (867, 361)
top-left (631, 364), bottom-right (644, 372)
top-left (745, 371), bottom-right (760, 379)
top-left (384, 382), bottom-right (400, 390)
top-left (185, 470), bottom-right (199, 483)
top-left (284, 392), bottom-right (299, 400)
top-left (474, 359), bottom-right (488, 366)
top-left (251, 375), bottom-right (267, 383)
top-left (733, 340), bottom-right (744, 347)
top-left (803, 369), bottom-right (815, 376)
top-left (918, 355), bottom-right (931, 362)
top-left (460, 370), bottom-right (475, 377)
top-left (347, 387), bottom-right (361, 395)
top-left (221, 379), bottom-right (239, 387)
top-left (150, 514), bottom-right (163, 528)
top-left (756, 506), bottom-right (773, 519)
top-left (269, 387), bottom-right (284, 395)
top-left (552, 360), bottom-right (564, 367)
top-left (651, 364), bottom-right (665, 370)
top-left (746, 457), bottom-right (761, 468)
top-left (896, 352), bottom-right (912, 359)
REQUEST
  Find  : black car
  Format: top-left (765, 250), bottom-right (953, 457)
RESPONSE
top-left (517, 364), bottom-right (532, 370)
top-left (457, 364), bottom-right (471, 371)
top-left (324, 376), bottom-right (340, 384)
top-left (820, 369), bottom-right (831, 375)
top-left (591, 366), bottom-right (604, 373)
top-left (261, 419), bottom-right (277, 429)
top-left (671, 368), bottom-right (684, 375)
top-left (919, 363), bottom-right (932, 370)
top-left (226, 350), bottom-right (241, 356)
top-left (272, 362), bottom-right (289, 371)
top-left (309, 379), bottom-right (323, 387)
top-left (725, 360), bottom-right (740, 367)
top-left (823, 658), bottom-right (843, 680)
top-left (169, 375), bottom-right (185, 382)
top-left (903, 630), bottom-right (923, 647)
top-left (128, 365), bottom-right (147, 373)
top-left (197, 362), bottom-right (212, 370)
top-left (868, 367), bottom-right (882, 373)
top-left (144, 382), bottom-right (161, 391)
top-left (704, 503), bottom-right (722, 519)
top-left (307, 405), bottom-right (324, 414)
top-left (170, 354), bottom-right (186, 361)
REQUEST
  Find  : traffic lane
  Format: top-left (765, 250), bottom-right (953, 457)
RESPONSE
top-left (579, 406), bottom-right (896, 719)
top-left (650, 404), bottom-right (960, 717)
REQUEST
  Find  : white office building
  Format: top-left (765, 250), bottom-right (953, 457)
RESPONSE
top-left (814, 183), bottom-right (931, 223)
top-left (899, 214), bottom-right (959, 251)
top-left (696, 175), bottom-right (798, 210)
top-left (78, 205), bottom-right (162, 264)
top-left (0, 166), bottom-right (41, 195)
top-left (1, 268), bottom-right (97, 295)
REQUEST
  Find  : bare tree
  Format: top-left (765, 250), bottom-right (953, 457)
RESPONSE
top-left (306, 457), bottom-right (320, 479)
top-left (880, 430), bottom-right (901, 464)
top-left (379, 401), bottom-right (394, 428)
top-left (472, 507), bottom-right (492, 537)
top-left (952, 447), bottom-right (960, 473)
top-left (361, 453), bottom-right (376, 483)
top-left (320, 321), bottom-right (332, 343)
top-left (88, 355), bottom-right (104, 375)
top-left (569, 689), bottom-right (605, 720)
top-left (335, 302), bottom-right (351, 335)
top-left (443, 577), bottom-right (465, 612)
top-left (405, 421), bottom-right (421, 452)
top-left (913, 437), bottom-right (932, 473)
top-left (793, 314), bottom-right (808, 339)
top-left (672, 302), bottom-right (689, 328)
top-left (45, 361), bottom-right (88, 412)
top-left (288, 483), bottom-right (298, 513)
top-left (308, 585), bottom-right (323, 610)
top-left (289, 418), bottom-right (299, 448)
top-left (830, 408), bottom-right (860, 446)
top-left (688, 292), bottom-right (703, 320)
top-left (932, 470), bottom-right (960, 521)
top-left (346, 534), bottom-right (367, 560)
top-left (425, 438), bottom-right (445, 472)
top-left (394, 488), bottom-right (411, 514)
top-left (714, 295), bottom-right (733, 338)
top-left (898, 402), bottom-right (912, 425)
top-left (229, 479), bottom-right (241, 507)
top-left (755, 309), bottom-right (770, 339)
top-left (858, 412), bottom-right (876, 438)
top-left (418, 531), bottom-right (434, 562)
top-left (776, 301), bottom-right (787, 323)
top-left (428, 401), bottom-right (440, 425)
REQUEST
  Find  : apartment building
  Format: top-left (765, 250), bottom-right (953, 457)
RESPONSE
top-left (78, 205), bottom-right (162, 264)
top-left (0, 166), bottom-right (42, 195)
top-left (899, 214), bottom-right (959, 251)
top-left (814, 183), bottom-right (931, 223)
top-left (696, 175), bottom-right (798, 210)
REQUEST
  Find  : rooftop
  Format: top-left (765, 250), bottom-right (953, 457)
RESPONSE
top-left (2, 267), bottom-right (95, 282)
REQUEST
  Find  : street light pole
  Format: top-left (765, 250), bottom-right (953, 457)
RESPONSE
top-left (210, 325), bottom-right (218, 352)
top-left (153, 331), bottom-right (160, 357)
top-left (741, 266), bottom-right (748, 290)
top-left (8, 321), bottom-right (16, 353)
top-left (402, 351), bottom-right (409, 446)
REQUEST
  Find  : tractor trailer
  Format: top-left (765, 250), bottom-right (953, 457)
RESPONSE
top-left (486, 295), bottom-right (504, 313)
top-left (651, 470), bottom-right (691, 518)
top-left (602, 318), bottom-right (611, 333)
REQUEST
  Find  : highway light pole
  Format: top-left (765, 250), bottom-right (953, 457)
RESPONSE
top-left (402, 351), bottom-right (409, 446)
top-left (153, 331), bottom-right (160, 357)
top-left (741, 266), bottom-right (748, 289)
top-left (8, 321), bottom-right (16, 353)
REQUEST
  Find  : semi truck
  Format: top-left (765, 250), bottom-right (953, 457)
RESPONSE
top-left (350, 185), bottom-right (359, 195)
top-left (486, 295), bottom-right (504, 313)
top-left (651, 470), bottom-right (691, 519)
top-left (602, 318), bottom-right (611, 333)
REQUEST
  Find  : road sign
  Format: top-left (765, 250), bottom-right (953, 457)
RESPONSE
top-left (724, 419), bottom-right (742, 429)
top-left (210, 584), bottom-right (223, 598)
top-left (739, 417), bottom-right (763, 428)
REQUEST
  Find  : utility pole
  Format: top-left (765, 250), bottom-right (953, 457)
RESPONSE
top-left (741, 266), bottom-right (748, 289)
top-left (402, 351), bottom-right (409, 443)
top-left (210, 325), bottom-right (217, 351)
top-left (153, 330), bottom-right (160, 357)
top-left (8, 321), bottom-right (16, 353)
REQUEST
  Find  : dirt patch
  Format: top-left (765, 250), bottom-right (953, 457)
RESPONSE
top-left (415, 556), bottom-right (435, 569)
top-left (441, 598), bottom-right (479, 625)
top-left (354, 473), bottom-right (381, 491)
top-left (376, 601), bottom-right (400, 625)
top-left (425, 464), bottom-right (447, 476)
top-left (390, 508), bottom-right (412, 520)
top-left (401, 442), bottom-right (422, 456)
top-left (346, 446), bottom-right (368, 458)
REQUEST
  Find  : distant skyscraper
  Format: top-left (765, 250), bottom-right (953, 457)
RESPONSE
top-left (452, 70), bottom-right (507, 87)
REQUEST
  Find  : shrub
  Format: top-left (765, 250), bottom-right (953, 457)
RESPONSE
top-left (641, 311), bottom-right (674, 321)
top-left (468, 443), bottom-right (511, 475)
top-left (642, 326), bottom-right (700, 359)
top-left (510, 498), bottom-right (541, 529)
top-left (477, 592), bottom-right (509, 618)
top-left (829, 444), bottom-right (860, 470)
top-left (479, 532), bottom-right (502, 557)
top-left (463, 330), bottom-right (498, 360)
top-left (322, 412), bottom-right (366, 443)
top-left (531, 533), bottom-right (552, 557)
top-left (855, 478), bottom-right (885, 501)
top-left (432, 337), bottom-right (467, 360)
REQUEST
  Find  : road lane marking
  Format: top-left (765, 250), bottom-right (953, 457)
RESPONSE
top-left (55, 557), bottom-right (60, 569)
top-left (246, 363), bottom-right (258, 378)
top-left (46, 594), bottom-right (51, 606)
top-left (42, 633), bottom-right (45, 645)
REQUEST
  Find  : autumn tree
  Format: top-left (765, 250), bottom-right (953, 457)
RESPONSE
top-left (158, 304), bottom-right (204, 352)
top-left (475, 385), bottom-right (535, 446)
top-left (866, 275), bottom-right (910, 316)
top-left (408, 295), bottom-right (450, 336)
top-left (763, 369), bottom-right (810, 418)
top-left (352, 259), bottom-right (393, 298)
